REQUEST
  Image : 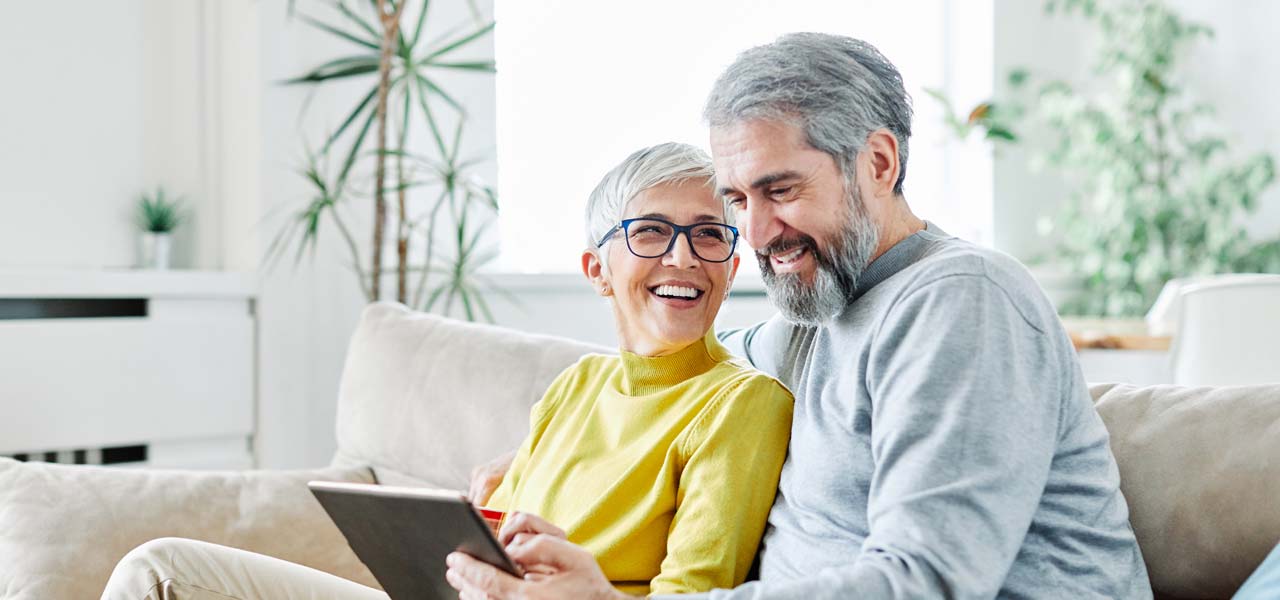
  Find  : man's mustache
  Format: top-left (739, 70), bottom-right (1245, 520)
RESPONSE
top-left (756, 234), bottom-right (820, 258)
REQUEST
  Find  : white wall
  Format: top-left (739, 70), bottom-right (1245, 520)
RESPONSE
top-left (1, 1), bottom-right (167, 264)
top-left (0, 2), bottom-right (264, 271)
top-left (0, 0), bottom-right (498, 469)
top-left (993, 0), bottom-right (1280, 261)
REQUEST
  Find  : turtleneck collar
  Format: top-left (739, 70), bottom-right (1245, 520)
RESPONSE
top-left (617, 329), bottom-right (730, 396)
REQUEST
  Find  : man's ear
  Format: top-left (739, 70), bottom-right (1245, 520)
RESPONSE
top-left (858, 129), bottom-right (902, 199)
top-left (581, 248), bottom-right (612, 296)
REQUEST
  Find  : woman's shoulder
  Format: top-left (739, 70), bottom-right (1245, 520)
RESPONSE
top-left (536, 352), bottom-right (618, 411)
top-left (554, 352), bottom-right (621, 379)
top-left (695, 361), bottom-right (794, 423)
top-left (676, 363), bottom-right (793, 456)
top-left (710, 359), bottom-right (792, 400)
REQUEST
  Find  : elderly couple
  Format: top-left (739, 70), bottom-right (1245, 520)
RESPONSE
top-left (104, 33), bottom-right (1153, 600)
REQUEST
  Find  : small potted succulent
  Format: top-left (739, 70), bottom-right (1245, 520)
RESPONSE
top-left (136, 187), bottom-right (183, 270)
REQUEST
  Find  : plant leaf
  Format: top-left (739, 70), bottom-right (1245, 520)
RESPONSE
top-left (409, 0), bottom-right (433, 47)
top-left (284, 56), bottom-right (381, 84)
top-left (417, 75), bottom-right (466, 115)
top-left (449, 118), bottom-right (464, 164)
top-left (413, 75), bottom-right (450, 157)
top-left (985, 126), bottom-right (1018, 142)
top-left (399, 85), bottom-right (413, 148)
top-left (298, 14), bottom-right (379, 50)
top-left (424, 60), bottom-right (496, 72)
top-left (337, 107), bottom-right (379, 189)
top-left (321, 86), bottom-right (378, 154)
top-left (424, 282), bottom-right (448, 311)
top-left (335, 2), bottom-right (380, 40)
top-left (423, 21), bottom-right (495, 62)
top-left (457, 285), bottom-right (477, 321)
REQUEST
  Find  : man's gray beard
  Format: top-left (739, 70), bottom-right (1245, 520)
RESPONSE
top-left (759, 187), bottom-right (880, 326)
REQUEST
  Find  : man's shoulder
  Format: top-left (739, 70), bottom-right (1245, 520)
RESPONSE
top-left (909, 235), bottom-right (1036, 287)
top-left (886, 236), bottom-right (1057, 331)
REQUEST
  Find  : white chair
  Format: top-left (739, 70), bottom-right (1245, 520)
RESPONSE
top-left (1168, 274), bottom-right (1280, 386)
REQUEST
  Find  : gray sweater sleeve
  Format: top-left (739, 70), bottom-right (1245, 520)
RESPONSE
top-left (705, 274), bottom-right (1063, 599)
top-left (717, 316), bottom-right (788, 375)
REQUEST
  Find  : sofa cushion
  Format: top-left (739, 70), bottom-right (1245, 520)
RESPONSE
top-left (1092, 383), bottom-right (1280, 599)
top-left (0, 458), bottom-right (377, 600)
top-left (333, 302), bottom-right (608, 490)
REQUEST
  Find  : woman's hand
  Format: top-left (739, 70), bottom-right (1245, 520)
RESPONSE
top-left (446, 535), bottom-right (625, 600)
top-left (498, 511), bottom-right (567, 547)
top-left (468, 449), bottom-right (516, 506)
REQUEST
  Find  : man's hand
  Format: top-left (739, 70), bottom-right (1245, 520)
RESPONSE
top-left (468, 449), bottom-right (516, 506)
top-left (446, 534), bottom-right (626, 600)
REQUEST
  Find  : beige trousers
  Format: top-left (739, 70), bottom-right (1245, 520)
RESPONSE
top-left (101, 538), bottom-right (390, 600)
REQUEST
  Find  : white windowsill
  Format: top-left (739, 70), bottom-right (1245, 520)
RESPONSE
top-left (0, 268), bottom-right (258, 299)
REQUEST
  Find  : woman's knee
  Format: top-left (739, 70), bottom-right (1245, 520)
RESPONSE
top-left (122, 537), bottom-right (205, 569)
top-left (103, 537), bottom-right (207, 599)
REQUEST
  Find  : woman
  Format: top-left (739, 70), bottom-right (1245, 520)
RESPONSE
top-left (100, 143), bottom-right (791, 599)
top-left (478, 142), bottom-right (792, 595)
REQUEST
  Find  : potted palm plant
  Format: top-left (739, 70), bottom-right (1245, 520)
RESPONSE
top-left (137, 187), bottom-right (183, 270)
top-left (271, 0), bottom-right (503, 321)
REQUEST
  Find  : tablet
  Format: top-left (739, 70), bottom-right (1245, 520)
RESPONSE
top-left (308, 480), bottom-right (522, 600)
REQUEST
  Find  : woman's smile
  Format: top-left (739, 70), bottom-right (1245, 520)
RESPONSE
top-left (649, 280), bottom-right (706, 306)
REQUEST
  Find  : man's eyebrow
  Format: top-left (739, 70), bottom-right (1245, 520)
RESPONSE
top-left (717, 170), bottom-right (803, 196)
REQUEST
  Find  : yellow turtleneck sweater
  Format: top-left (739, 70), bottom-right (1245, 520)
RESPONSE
top-left (486, 330), bottom-right (793, 596)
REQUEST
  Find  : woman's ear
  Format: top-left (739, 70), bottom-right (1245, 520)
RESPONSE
top-left (581, 248), bottom-right (612, 297)
top-left (725, 254), bottom-right (741, 299)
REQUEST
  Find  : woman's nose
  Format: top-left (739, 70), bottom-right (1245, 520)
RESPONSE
top-left (662, 232), bottom-right (701, 268)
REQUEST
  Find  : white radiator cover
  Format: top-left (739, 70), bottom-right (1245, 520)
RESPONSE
top-left (0, 270), bottom-right (257, 469)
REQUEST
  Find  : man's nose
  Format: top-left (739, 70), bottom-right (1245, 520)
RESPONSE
top-left (742, 200), bottom-right (781, 250)
top-left (662, 231), bottom-right (701, 269)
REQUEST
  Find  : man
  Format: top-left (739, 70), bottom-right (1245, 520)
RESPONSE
top-left (448, 33), bottom-right (1152, 599)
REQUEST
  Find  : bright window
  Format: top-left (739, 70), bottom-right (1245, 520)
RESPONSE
top-left (495, 0), bottom-right (993, 273)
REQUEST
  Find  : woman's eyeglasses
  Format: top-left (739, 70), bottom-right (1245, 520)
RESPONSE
top-left (596, 217), bottom-right (739, 263)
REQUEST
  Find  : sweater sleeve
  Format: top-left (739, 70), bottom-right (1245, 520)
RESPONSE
top-left (707, 273), bottom-right (1062, 600)
top-left (717, 316), bottom-right (792, 378)
top-left (648, 375), bottom-right (794, 595)
top-left (484, 361), bottom-right (580, 510)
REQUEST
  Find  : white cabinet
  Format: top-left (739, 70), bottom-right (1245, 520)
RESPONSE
top-left (0, 270), bottom-right (257, 469)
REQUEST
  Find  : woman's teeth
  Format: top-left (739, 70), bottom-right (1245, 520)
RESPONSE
top-left (773, 247), bottom-right (806, 264)
top-left (654, 285), bottom-right (699, 299)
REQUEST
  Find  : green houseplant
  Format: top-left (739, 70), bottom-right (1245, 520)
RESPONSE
top-left (933, 0), bottom-right (1280, 317)
top-left (137, 187), bottom-right (183, 270)
top-left (1038, 0), bottom-right (1279, 317)
top-left (270, 0), bottom-right (503, 321)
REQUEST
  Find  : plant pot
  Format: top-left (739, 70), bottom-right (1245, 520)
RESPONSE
top-left (138, 232), bottom-right (173, 270)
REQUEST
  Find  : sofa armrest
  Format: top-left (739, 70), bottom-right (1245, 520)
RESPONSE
top-left (0, 457), bottom-right (378, 600)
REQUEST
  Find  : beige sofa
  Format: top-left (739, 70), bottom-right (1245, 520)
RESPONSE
top-left (1, 302), bottom-right (1277, 599)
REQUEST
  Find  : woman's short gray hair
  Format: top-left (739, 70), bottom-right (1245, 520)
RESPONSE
top-left (703, 32), bottom-right (913, 195)
top-left (584, 142), bottom-right (729, 249)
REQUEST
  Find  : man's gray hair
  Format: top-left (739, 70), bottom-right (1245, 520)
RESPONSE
top-left (703, 32), bottom-right (913, 195)
top-left (584, 142), bottom-right (730, 249)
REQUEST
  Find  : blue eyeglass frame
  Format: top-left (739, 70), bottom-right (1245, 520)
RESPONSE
top-left (595, 217), bottom-right (740, 263)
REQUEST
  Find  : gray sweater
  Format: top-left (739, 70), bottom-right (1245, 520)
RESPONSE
top-left (703, 224), bottom-right (1151, 599)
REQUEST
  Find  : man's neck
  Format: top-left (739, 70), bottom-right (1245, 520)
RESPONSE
top-left (870, 198), bottom-right (926, 263)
